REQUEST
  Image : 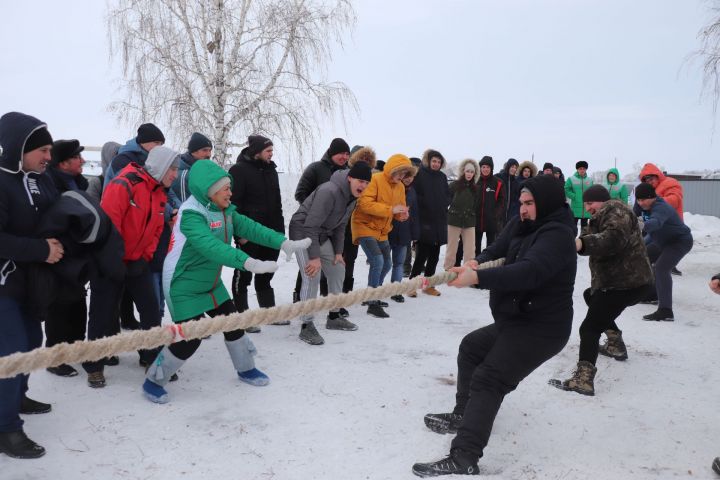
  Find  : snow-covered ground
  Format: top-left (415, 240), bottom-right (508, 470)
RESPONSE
top-left (4, 212), bottom-right (720, 480)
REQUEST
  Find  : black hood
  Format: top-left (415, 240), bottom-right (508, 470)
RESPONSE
top-left (521, 174), bottom-right (567, 220)
top-left (0, 112), bottom-right (48, 173)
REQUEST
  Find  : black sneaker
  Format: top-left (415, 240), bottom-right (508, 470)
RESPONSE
top-left (105, 356), bottom-right (120, 366)
top-left (0, 430), bottom-right (46, 459)
top-left (362, 300), bottom-right (389, 307)
top-left (338, 308), bottom-right (350, 318)
top-left (19, 396), bottom-right (51, 415)
top-left (391, 294), bottom-right (405, 303)
top-left (424, 412), bottom-right (463, 434)
top-left (671, 267), bottom-right (682, 276)
top-left (642, 308), bottom-right (674, 321)
top-left (712, 457), bottom-right (720, 475)
top-left (46, 364), bottom-right (78, 377)
top-left (367, 303), bottom-right (389, 318)
top-left (412, 449), bottom-right (479, 477)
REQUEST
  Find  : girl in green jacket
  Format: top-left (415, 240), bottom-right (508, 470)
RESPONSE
top-left (603, 168), bottom-right (629, 204)
top-left (143, 160), bottom-right (309, 404)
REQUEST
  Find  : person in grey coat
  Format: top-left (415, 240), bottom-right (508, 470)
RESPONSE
top-left (86, 141), bottom-right (120, 202)
top-left (288, 162), bottom-right (372, 345)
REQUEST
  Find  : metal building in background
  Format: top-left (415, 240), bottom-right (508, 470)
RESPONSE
top-left (674, 176), bottom-right (720, 217)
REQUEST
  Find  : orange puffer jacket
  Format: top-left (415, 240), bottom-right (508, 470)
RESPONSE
top-left (351, 154), bottom-right (416, 243)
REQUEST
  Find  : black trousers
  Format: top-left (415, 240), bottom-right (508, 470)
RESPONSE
top-left (410, 242), bottom-right (441, 278)
top-left (168, 300), bottom-right (244, 360)
top-left (473, 227), bottom-right (496, 257)
top-left (578, 286), bottom-right (650, 364)
top-left (84, 270), bottom-right (161, 373)
top-left (342, 227), bottom-right (359, 292)
top-left (450, 323), bottom-right (568, 458)
top-left (44, 288), bottom-right (87, 348)
top-left (232, 242), bottom-right (280, 294)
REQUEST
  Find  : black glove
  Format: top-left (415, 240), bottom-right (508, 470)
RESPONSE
top-left (125, 258), bottom-right (149, 277)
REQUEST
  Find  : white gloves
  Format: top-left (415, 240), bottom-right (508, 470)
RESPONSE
top-left (243, 258), bottom-right (279, 274)
top-left (281, 238), bottom-right (311, 260)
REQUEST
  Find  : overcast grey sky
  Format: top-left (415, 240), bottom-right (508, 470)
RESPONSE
top-left (0, 0), bottom-right (717, 176)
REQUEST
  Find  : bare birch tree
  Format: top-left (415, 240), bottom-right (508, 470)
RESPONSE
top-left (696, 1), bottom-right (720, 116)
top-left (107, 0), bottom-right (358, 167)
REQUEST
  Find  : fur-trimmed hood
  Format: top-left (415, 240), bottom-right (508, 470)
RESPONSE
top-left (516, 160), bottom-right (538, 178)
top-left (348, 146), bottom-right (377, 170)
top-left (421, 148), bottom-right (446, 168)
top-left (457, 158), bottom-right (479, 182)
top-left (383, 154), bottom-right (417, 182)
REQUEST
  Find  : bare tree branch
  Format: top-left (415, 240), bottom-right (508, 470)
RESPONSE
top-left (107, 0), bottom-right (358, 167)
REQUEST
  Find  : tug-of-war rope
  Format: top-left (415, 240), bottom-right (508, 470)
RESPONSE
top-left (0, 258), bottom-right (505, 379)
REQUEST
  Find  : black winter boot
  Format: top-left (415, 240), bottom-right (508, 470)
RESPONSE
top-left (19, 396), bottom-right (51, 415)
top-left (0, 430), bottom-right (45, 459)
top-left (412, 448), bottom-right (479, 477)
top-left (712, 456), bottom-right (720, 475)
top-left (258, 289), bottom-right (289, 325)
top-left (424, 412), bottom-right (463, 434)
top-left (642, 308), bottom-right (674, 321)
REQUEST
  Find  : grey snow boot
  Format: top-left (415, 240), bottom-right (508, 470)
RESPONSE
top-left (144, 347), bottom-right (186, 403)
top-left (300, 322), bottom-right (325, 345)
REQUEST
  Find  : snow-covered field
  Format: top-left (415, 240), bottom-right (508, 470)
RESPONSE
top-left (4, 211), bottom-right (720, 480)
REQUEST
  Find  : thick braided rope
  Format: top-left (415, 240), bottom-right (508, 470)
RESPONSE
top-left (0, 258), bottom-right (505, 379)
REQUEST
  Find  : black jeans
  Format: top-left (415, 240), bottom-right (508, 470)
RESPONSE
top-left (410, 242), bottom-right (441, 278)
top-left (168, 300), bottom-right (244, 360)
top-left (578, 286), bottom-right (650, 364)
top-left (450, 323), bottom-right (568, 458)
top-left (232, 242), bottom-right (280, 295)
top-left (473, 228), bottom-right (496, 257)
top-left (44, 288), bottom-right (87, 348)
top-left (84, 270), bottom-right (161, 373)
top-left (342, 228), bottom-right (359, 292)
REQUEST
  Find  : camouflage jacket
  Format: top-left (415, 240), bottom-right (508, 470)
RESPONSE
top-left (579, 200), bottom-right (653, 292)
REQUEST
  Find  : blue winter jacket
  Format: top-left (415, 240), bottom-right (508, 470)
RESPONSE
top-left (0, 112), bottom-right (59, 301)
top-left (640, 197), bottom-right (693, 248)
top-left (389, 185), bottom-right (420, 247)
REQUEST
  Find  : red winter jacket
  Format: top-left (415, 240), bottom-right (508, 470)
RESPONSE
top-left (101, 163), bottom-right (167, 262)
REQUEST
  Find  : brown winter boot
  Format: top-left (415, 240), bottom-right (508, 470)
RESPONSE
top-left (423, 286), bottom-right (441, 297)
top-left (599, 329), bottom-right (628, 361)
top-left (561, 361), bottom-right (597, 396)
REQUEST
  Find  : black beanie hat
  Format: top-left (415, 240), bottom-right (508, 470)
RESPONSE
top-left (136, 123), bottom-right (165, 144)
top-left (479, 155), bottom-right (494, 169)
top-left (375, 160), bottom-right (386, 172)
top-left (328, 138), bottom-right (350, 157)
top-left (188, 132), bottom-right (212, 153)
top-left (634, 182), bottom-right (657, 200)
top-left (521, 174), bottom-right (567, 219)
top-left (24, 127), bottom-right (53, 153)
top-left (506, 158), bottom-right (519, 169)
top-left (542, 162), bottom-right (554, 172)
top-left (582, 184), bottom-right (610, 203)
top-left (51, 139), bottom-right (84, 165)
top-left (348, 161), bottom-right (372, 182)
top-left (576, 160), bottom-right (589, 170)
top-left (246, 135), bottom-right (273, 157)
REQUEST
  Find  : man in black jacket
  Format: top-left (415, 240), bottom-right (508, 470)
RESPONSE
top-left (229, 135), bottom-right (285, 331)
top-left (413, 175), bottom-right (577, 477)
top-left (43, 140), bottom-right (90, 377)
top-left (293, 138), bottom-right (350, 303)
top-left (0, 112), bottom-right (60, 459)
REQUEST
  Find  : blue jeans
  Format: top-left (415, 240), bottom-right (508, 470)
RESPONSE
top-left (358, 237), bottom-right (391, 289)
top-left (0, 297), bottom-right (43, 432)
top-left (391, 245), bottom-right (407, 284)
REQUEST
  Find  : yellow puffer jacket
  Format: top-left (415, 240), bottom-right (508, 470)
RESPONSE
top-left (351, 154), bottom-right (416, 243)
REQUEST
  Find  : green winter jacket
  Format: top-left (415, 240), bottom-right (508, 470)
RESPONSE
top-left (162, 160), bottom-right (286, 322)
top-left (564, 172), bottom-right (594, 219)
top-left (447, 180), bottom-right (478, 228)
top-left (602, 168), bottom-right (629, 205)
